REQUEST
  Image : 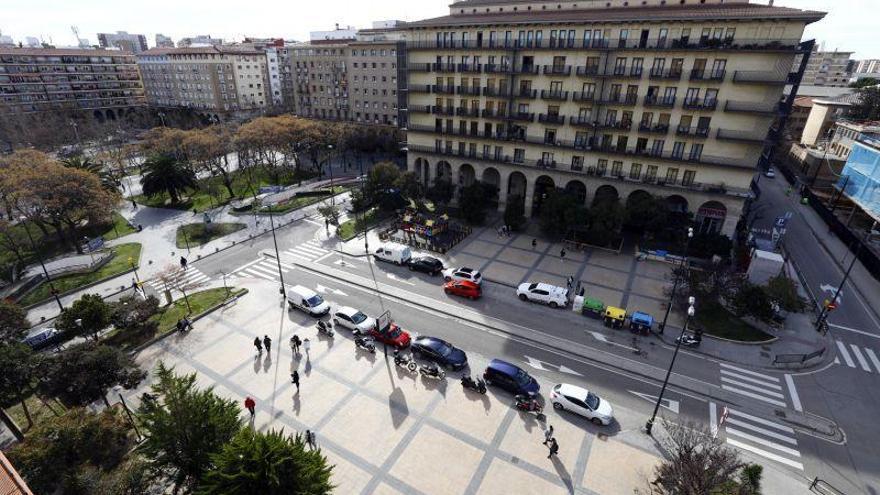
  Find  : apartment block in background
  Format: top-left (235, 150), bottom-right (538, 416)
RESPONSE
top-left (155, 34), bottom-right (175, 48)
top-left (801, 47), bottom-right (854, 87)
top-left (0, 47), bottom-right (145, 119)
top-left (137, 46), bottom-right (270, 121)
top-left (178, 35), bottom-right (224, 48)
top-left (98, 31), bottom-right (149, 53)
top-left (403, 0), bottom-right (823, 236)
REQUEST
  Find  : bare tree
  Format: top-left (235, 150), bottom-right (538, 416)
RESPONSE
top-left (154, 264), bottom-right (207, 313)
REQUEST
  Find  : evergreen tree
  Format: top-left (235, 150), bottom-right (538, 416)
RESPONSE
top-left (55, 293), bottom-right (112, 341)
top-left (197, 428), bottom-right (334, 495)
top-left (140, 154), bottom-right (197, 204)
top-left (38, 342), bottom-right (145, 407)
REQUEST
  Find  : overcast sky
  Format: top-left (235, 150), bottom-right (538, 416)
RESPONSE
top-left (2, 0), bottom-right (877, 59)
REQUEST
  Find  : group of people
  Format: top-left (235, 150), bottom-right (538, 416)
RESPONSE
top-left (497, 225), bottom-right (513, 237)
top-left (253, 335), bottom-right (272, 354)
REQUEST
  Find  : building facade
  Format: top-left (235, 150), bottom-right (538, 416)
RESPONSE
top-left (829, 120), bottom-right (880, 160)
top-left (155, 34), bottom-right (175, 48)
top-left (178, 35), bottom-right (224, 48)
top-left (403, 0), bottom-right (823, 236)
top-left (97, 31), bottom-right (149, 53)
top-left (838, 133), bottom-right (880, 223)
top-left (136, 46), bottom-right (270, 120)
top-left (291, 40), bottom-right (352, 121)
top-left (801, 47), bottom-right (854, 87)
top-left (0, 47), bottom-right (145, 119)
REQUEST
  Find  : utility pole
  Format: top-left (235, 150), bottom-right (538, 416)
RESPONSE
top-left (658, 227), bottom-right (693, 334)
top-left (646, 296), bottom-right (695, 436)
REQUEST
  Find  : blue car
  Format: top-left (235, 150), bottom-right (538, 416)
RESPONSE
top-left (483, 359), bottom-right (540, 396)
top-left (411, 336), bottom-right (468, 370)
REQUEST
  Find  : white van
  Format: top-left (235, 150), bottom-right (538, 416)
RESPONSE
top-left (373, 243), bottom-right (412, 265)
top-left (286, 284), bottom-right (330, 316)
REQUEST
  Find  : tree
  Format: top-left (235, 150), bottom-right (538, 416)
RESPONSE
top-left (764, 275), bottom-right (805, 312)
top-left (731, 282), bottom-right (774, 322)
top-left (688, 232), bottom-right (733, 259)
top-left (7, 407), bottom-right (134, 495)
top-left (671, 261), bottom-right (738, 308)
top-left (538, 188), bottom-right (587, 238)
top-left (425, 179), bottom-right (455, 206)
top-left (504, 195), bottom-right (526, 231)
top-left (587, 199), bottom-right (624, 233)
top-left (624, 193), bottom-right (669, 234)
top-left (197, 428), bottom-right (334, 494)
top-left (140, 154), bottom-right (197, 204)
top-left (38, 342), bottom-right (145, 407)
top-left (850, 86), bottom-right (880, 121)
top-left (154, 264), bottom-right (207, 312)
top-left (55, 293), bottom-right (113, 341)
top-left (317, 203), bottom-right (340, 227)
top-left (111, 294), bottom-right (160, 330)
top-left (0, 299), bottom-right (30, 343)
top-left (850, 77), bottom-right (879, 89)
top-left (0, 343), bottom-right (40, 428)
top-left (138, 362), bottom-right (242, 492)
top-left (66, 457), bottom-right (153, 495)
top-left (458, 182), bottom-right (494, 225)
top-left (364, 161), bottom-right (401, 200)
top-left (393, 171), bottom-right (422, 201)
top-left (644, 420), bottom-right (762, 495)
top-left (62, 155), bottom-right (122, 194)
top-left (182, 127), bottom-right (235, 198)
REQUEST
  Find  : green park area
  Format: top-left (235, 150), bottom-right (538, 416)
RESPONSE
top-left (176, 223), bottom-right (246, 249)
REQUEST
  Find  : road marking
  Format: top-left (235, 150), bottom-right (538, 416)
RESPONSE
top-left (523, 356), bottom-right (583, 376)
top-left (827, 323), bottom-right (880, 338)
top-left (835, 340), bottom-right (856, 368)
top-left (231, 258), bottom-right (264, 274)
top-left (314, 251), bottom-right (335, 263)
top-left (292, 244), bottom-right (327, 256)
top-left (725, 439), bottom-right (804, 470)
top-left (866, 349), bottom-right (880, 373)
top-left (725, 429), bottom-right (801, 457)
top-left (728, 409), bottom-right (795, 433)
top-left (784, 374), bottom-right (803, 412)
top-left (588, 331), bottom-right (639, 352)
top-left (629, 390), bottom-right (679, 414)
top-left (720, 370), bottom-right (783, 389)
top-left (819, 284), bottom-right (843, 304)
top-left (277, 260), bottom-right (297, 271)
top-left (386, 273), bottom-right (415, 286)
top-left (720, 385), bottom-right (787, 407)
top-left (242, 269), bottom-right (275, 281)
top-left (709, 401), bottom-right (718, 438)
top-left (850, 344), bottom-right (872, 372)
top-left (725, 419), bottom-right (798, 445)
top-left (248, 264), bottom-right (281, 277)
top-left (719, 363), bottom-right (780, 381)
top-left (720, 377), bottom-right (786, 399)
top-left (304, 218), bottom-right (323, 226)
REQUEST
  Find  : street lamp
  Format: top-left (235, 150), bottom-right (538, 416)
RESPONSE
top-left (21, 222), bottom-right (63, 312)
top-left (264, 198), bottom-right (286, 297)
top-left (326, 144), bottom-right (336, 205)
top-left (220, 271), bottom-right (229, 296)
top-left (658, 227), bottom-right (693, 334)
top-left (646, 296), bottom-right (695, 436)
top-left (158, 111), bottom-right (166, 128)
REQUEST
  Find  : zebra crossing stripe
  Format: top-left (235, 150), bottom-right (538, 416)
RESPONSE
top-left (849, 344), bottom-right (871, 372)
top-left (719, 363), bottom-right (780, 381)
top-left (720, 377), bottom-right (786, 399)
top-left (283, 252), bottom-right (313, 262)
top-left (242, 269), bottom-right (275, 281)
top-left (836, 340), bottom-right (856, 368)
top-left (866, 349), bottom-right (880, 373)
top-left (291, 245), bottom-right (326, 256)
top-left (724, 418), bottom-right (798, 445)
top-left (247, 264), bottom-right (279, 277)
top-left (727, 409), bottom-right (795, 433)
top-left (720, 385), bottom-right (787, 407)
top-left (725, 428), bottom-right (801, 457)
top-left (725, 439), bottom-right (804, 470)
top-left (720, 369), bottom-right (783, 389)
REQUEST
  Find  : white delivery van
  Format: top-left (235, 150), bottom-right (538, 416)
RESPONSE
top-left (287, 284), bottom-right (330, 316)
top-left (373, 243), bottom-right (412, 265)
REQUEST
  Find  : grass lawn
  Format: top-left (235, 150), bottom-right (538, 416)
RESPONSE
top-left (695, 301), bottom-right (773, 342)
top-left (105, 287), bottom-right (245, 350)
top-left (257, 186), bottom-right (348, 214)
top-left (4, 394), bottom-right (67, 432)
top-left (19, 243), bottom-right (142, 306)
top-left (176, 223), bottom-right (246, 248)
top-left (99, 212), bottom-right (137, 241)
top-left (337, 208), bottom-right (387, 241)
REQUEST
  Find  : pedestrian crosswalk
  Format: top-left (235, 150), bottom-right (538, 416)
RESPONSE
top-left (722, 408), bottom-right (803, 471)
top-left (232, 257), bottom-right (293, 282)
top-left (834, 340), bottom-right (880, 374)
top-left (719, 363), bottom-right (787, 408)
top-left (282, 239), bottom-right (332, 263)
top-left (145, 267), bottom-right (211, 293)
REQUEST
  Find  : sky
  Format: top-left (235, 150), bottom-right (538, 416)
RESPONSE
top-left (2, 0), bottom-right (878, 60)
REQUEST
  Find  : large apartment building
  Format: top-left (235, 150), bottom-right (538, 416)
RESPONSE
top-left (403, 0), bottom-right (824, 236)
top-left (137, 46), bottom-right (271, 120)
top-left (98, 31), bottom-right (149, 53)
top-left (0, 47), bottom-right (145, 119)
top-left (801, 47), bottom-right (854, 87)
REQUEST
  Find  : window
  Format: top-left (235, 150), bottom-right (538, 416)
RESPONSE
top-left (614, 57), bottom-right (627, 75)
top-left (688, 143), bottom-right (703, 161)
top-left (611, 161), bottom-right (623, 177)
top-left (645, 165), bottom-right (658, 181)
top-left (541, 151), bottom-right (554, 166)
top-left (682, 170), bottom-right (696, 186)
top-left (665, 168), bottom-right (679, 184)
top-left (514, 148), bottom-right (525, 163)
top-left (596, 159), bottom-right (607, 176)
top-left (629, 163), bottom-right (642, 180)
top-left (571, 156), bottom-right (584, 171)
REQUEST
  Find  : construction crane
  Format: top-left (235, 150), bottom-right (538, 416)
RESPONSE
top-left (70, 25), bottom-right (87, 47)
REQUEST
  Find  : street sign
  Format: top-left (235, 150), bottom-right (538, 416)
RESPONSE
top-left (377, 310), bottom-right (392, 331)
top-left (86, 237), bottom-right (104, 252)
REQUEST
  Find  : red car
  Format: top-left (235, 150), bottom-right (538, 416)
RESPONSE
top-left (444, 280), bottom-right (482, 300)
top-left (368, 323), bottom-right (411, 348)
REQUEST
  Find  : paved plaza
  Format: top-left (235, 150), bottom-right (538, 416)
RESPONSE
top-left (126, 280), bottom-right (667, 495)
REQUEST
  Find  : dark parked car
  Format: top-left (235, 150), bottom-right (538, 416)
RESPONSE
top-left (411, 336), bottom-right (468, 370)
top-left (483, 359), bottom-right (540, 396)
top-left (408, 256), bottom-right (444, 275)
top-left (22, 327), bottom-right (62, 351)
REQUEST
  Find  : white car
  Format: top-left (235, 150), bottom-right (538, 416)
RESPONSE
top-left (332, 306), bottom-right (377, 334)
top-left (764, 168), bottom-right (776, 178)
top-left (516, 282), bottom-right (568, 308)
top-left (550, 383), bottom-right (614, 425)
top-left (442, 267), bottom-right (482, 285)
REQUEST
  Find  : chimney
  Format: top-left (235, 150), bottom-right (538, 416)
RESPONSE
top-left (335, 23), bottom-right (339, 30)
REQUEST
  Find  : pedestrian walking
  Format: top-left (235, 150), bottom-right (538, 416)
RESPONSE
top-left (560, 248), bottom-right (567, 262)
top-left (263, 335), bottom-right (272, 354)
top-left (305, 429), bottom-right (315, 450)
top-left (325, 218), bottom-right (330, 234)
top-left (576, 280), bottom-right (582, 295)
top-left (547, 437), bottom-right (559, 458)
top-left (497, 226), bottom-right (504, 237)
top-left (254, 337), bottom-right (263, 354)
top-left (291, 370), bottom-right (300, 392)
top-left (180, 256), bottom-right (188, 270)
top-left (290, 334), bottom-right (301, 354)
top-left (542, 424), bottom-right (554, 445)
top-left (244, 396), bottom-right (256, 417)
top-left (505, 225), bottom-right (511, 237)
top-left (567, 276), bottom-right (574, 289)
top-left (532, 238), bottom-right (537, 249)
top-left (303, 338), bottom-right (311, 356)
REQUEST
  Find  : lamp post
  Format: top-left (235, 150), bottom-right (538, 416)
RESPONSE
top-left (264, 198), bottom-right (286, 297)
top-left (326, 144), bottom-right (336, 205)
top-left (22, 222), bottom-right (63, 312)
top-left (158, 111), bottom-right (166, 128)
top-left (646, 296), bottom-right (695, 436)
top-left (658, 227), bottom-right (693, 334)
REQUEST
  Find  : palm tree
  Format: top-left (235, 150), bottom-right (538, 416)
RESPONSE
top-left (140, 154), bottom-right (197, 204)
top-left (62, 156), bottom-right (122, 193)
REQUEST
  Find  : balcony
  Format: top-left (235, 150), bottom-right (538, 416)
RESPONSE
top-left (576, 66), bottom-right (602, 77)
top-left (572, 91), bottom-right (595, 102)
top-left (404, 37), bottom-right (803, 53)
top-left (599, 94), bottom-right (638, 106)
top-left (482, 87), bottom-right (512, 97)
top-left (644, 95), bottom-right (676, 108)
top-left (538, 113), bottom-right (566, 125)
top-left (455, 106), bottom-right (480, 117)
top-left (638, 122), bottom-right (670, 135)
top-left (506, 112), bottom-right (535, 122)
top-left (431, 85), bottom-right (456, 95)
top-left (456, 86), bottom-right (481, 96)
top-left (689, 69), bottom-right (726, 82)
top-left (481, 109), bottom-right (508, 120)
top-left (648, 68), bottom-right (683, 80)
top-left (431, 63), bottom-right (456, 73)
top-left (408, 105), bottom-right (431, 114)
top-left (409, 63), bottom-right (431, 72)
top-left (430, 105), bottom-right (457, 116)
top-left (597, 120), bottom-right (632, 131)
top-left (542, 65), bottom-right (572, 76)
top-left (724, 100), bottom-right (781, 115)
top-left (484, 64), bottom-right (514, 74)
top-left (716, 128), bottom-right (768, 143)
top-left (569, 116), bottom-right (596, 128)
top-left (682, 98), bottom-right (718, 111)
top-left (407, 84), bottom-right (431, 94)
top-left (457, 63), bottom-right (482, 73)
top-left (540, 89), bottom-right (569, 101)
top-left (514, 88), bottom-right (537, 99)
top-left (732, 70), bottom-right (794, 84)
top-left (610, 68), bottom-right (642, 79)
top-left (536, 158), bottom-right (557, 169)
top-left (676, 126), bottom-right (711, 138)
top-left (514, 65), bottom-right (539, 74)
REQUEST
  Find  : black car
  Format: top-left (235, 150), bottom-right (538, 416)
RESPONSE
top-left (411, 336), bottom-right (468, 370)
top-left (22, 327), bottom-right (63, 351)
top-left (408, 256), bottom-right (444, 276)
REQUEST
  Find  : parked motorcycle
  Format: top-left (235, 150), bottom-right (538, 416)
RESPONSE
top-left (393, 350), bottom-right (418, 372)
top-left (676, 330), bottom-right (702, 348)
top-left (514, 394), bottom-right (543, 414)
top-left (316, 320), bottom-right (334, 338)
top-left (354, 335), bottom-right (376, 353)
top-left (461, 375), bottom-right (487, 394)
top-left (418, 362), bottom-right (446, 380)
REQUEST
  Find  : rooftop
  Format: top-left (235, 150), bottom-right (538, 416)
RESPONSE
top-left (137, 46), bottom-right (264, 56)
top-left (0, 47), bottom-right (134, 57)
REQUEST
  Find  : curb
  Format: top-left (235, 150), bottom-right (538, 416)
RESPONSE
top-left (130, 288), bottom-right (249, 354)
top-left (23, 266), bottom-right (138, 311)
top-left (228, 188), bottom-right (352, 217)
